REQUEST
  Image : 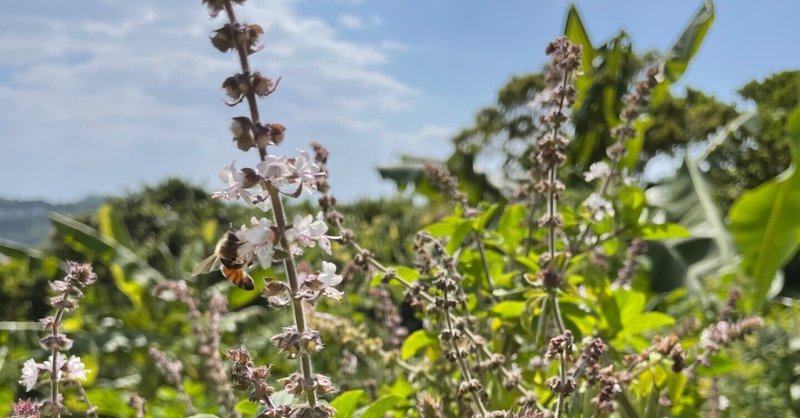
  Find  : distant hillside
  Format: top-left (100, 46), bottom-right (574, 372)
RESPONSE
top-left (0, 196), bottom-right (106, 247)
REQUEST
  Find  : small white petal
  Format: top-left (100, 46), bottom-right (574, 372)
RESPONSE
top-left (65, 356), bottom-right (89, 381)
top-left (19, 359), bottom-right (39, 392)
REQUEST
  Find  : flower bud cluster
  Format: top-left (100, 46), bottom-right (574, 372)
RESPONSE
top-left (697, 317), bottom-right (763, 363)
top-left (227, 347), bottom-right (277, 404)
top-left (534, 38), bottom-right (581, 169)
top-left (271, 326), bottom-right (324, 359)
top-left (152, 281), bottom-right (238, 415)
top-left (16, 262), bottom-right (96, 417)
top-left (532, 38), bottom-right (582, 291)
top-left (48, 261), bottom-right (97, 313)
top-left (607, 65), bottom-right (659, 160)
top-left (545, 330), bottom-right (573, 360)
top-left (615, 238), bottom-right (647, 287)
top-left (405, 232), bottom-right (500, 415)
top-left (576, 337), bottom-right (607, 385)
top-left (369, 286), bottom-right (409, 349)
top-left (423, 162), bottom-right (468, 204)
top-left (634, 334), bottom-right (685, 373)
top-left (148, 348), bottom-right (196, 414)
top-left (10, 399), bottom-right (42, 418)
top-left (590, 366), bottom-right (618, 413)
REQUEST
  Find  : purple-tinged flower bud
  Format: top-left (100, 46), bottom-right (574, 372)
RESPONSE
top-left (281, 372), bottom-right (305, 395)
top-left (11, 398), bottom-right (42, 417)
top-left (40, 334), bottom-right (73, 351)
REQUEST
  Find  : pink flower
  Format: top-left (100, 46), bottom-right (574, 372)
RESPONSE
top-left (241, 217), bottom-right (275, 268)
top-left (287, 212), bottom-right (338, 255)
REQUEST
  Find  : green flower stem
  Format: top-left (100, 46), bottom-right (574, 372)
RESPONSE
top-left (222, 0), bottom-right (265, 161)
top-left (49, 293), bottom-right (69, 418)
top-left (221, 0), bottom-right (318, 408)
top-left (442, 286), bottom-right (490, 417)
top-left (550, 294), bottom-right (568, 418)
top-left (267, 184), bottom-right (318, 407)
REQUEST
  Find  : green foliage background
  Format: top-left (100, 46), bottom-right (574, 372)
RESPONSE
top-left (1, 1), bottom-right (800, 417)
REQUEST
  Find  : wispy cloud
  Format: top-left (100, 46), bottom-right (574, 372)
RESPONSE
top-left (0, 1), bottom-right (425, 201)
top-left (338, 14), bottom-right (365, 30)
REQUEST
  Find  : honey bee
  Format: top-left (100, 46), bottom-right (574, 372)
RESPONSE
top-left (192, 231), bottom-right (255, 290)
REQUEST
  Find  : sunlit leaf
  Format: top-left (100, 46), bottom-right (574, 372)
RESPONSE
top-left (729, 105), bottom-right (800, 310)
top-left (401, 330), bottom-right (434, 360)
top-left (361, 395), bottom-right (401, 418)
top-left (332, 390), bottom-right (364, 418)
top-left (640, 223), bottom-right (690, 240)
top-left (490, 301), bottom-right (526, 319)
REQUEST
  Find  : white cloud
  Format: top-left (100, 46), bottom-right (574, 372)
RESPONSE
top-left (0, 0), bottom-right (427, 202)
top-left (337, 13), bottom-right (382, 30)
top-left (338, 14), bottom-right (365, 30)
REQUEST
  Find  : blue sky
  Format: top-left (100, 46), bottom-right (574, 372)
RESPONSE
top-left (0, 0), bottom-right (798, 203)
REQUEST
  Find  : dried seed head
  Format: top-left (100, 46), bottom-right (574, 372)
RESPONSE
top-left (231, 117), bottom-right (255, 151)
top-left (210, 24), bottom-right (234, 52)
top-left (269, 123), bottom-right (286, 145)
top-left (252, 72), bottom-right (275, 97)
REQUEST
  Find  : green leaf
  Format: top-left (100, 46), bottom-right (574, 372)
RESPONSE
top-left (696, 353), bottom-right (736, 376)
top-left (371, 265), bottom-right (420, 287)
top-left (663, 0), bottom-right (715, 83)
top-left (332, 390), bottom-right (364, 418)
top-left (640, 223), bottom-right (691, 240)
top-left (235, 399), bottom-right (260, 415)
top-left (426, 215), bottom-right (463, 237)
top-left (563, 4), bottom-right (595, 73)
top-left (85, 387), bottom-right (134, 417)
top-left (620, 115), bottom-right (654, 171)
top-left (643, 382), bottom-right (661, 418)
top-left (186, 415), bottom-right (220, 418)
top-left (617, 185), bottom-right (646, 226)
top-left (729, 105), bottom-right (800, 311)
top-left (614, 289), bottom-right (645, 323)
top-left (50, 212), bottom-right (165, 284)
top-left (96, 203), bottom-right (133, 248)
top-left (668, 372), bottom-right (688, 406)
top-left (361, 395), bottom-right (401, 418)
top-left (473, 204), bottom-right (501, 230)
top-left (646, 113), bottom-right (743, 289)
top-left (619, 312), bottom-right (675, 336)
top-left (446, 219), bottom-right (473, 254)
top-left (401, 330), bottom-right (434, 360)
top-left (393, 266), bottom-right (420, 282)
top-left (490, 301), bottom-right (526, 319)
top-left (0, 237), bottom-right (45, 260)
top-left (652, 0), bottom-right (715, 104)
top-left (497, 204), bottom-right (526, 254)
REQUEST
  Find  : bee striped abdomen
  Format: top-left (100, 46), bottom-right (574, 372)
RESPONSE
top-left (222, 266), bottom-right (255, 290)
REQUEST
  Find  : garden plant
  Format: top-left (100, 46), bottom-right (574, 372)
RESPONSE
top-left (2, 0), bottom-right (800, 417)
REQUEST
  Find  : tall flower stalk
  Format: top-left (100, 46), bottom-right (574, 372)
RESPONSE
top-left (16, 262), bottom-right (96, 418)
top-left (529, 37), bottom-right (581, 418)
top-left (202, 0), bottom-right (341, 416)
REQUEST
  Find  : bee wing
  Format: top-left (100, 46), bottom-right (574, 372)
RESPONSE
top-left (192, 254), bottom-right (222, 277)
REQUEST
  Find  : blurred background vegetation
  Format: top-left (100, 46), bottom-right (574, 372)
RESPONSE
top-left (1, 2), bottom-right (799, 417)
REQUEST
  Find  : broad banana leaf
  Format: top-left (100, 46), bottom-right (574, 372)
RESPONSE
top-left (728, 105), bottom-right (800, 311)
top-left (646, 112), bottom-right (757, 290)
